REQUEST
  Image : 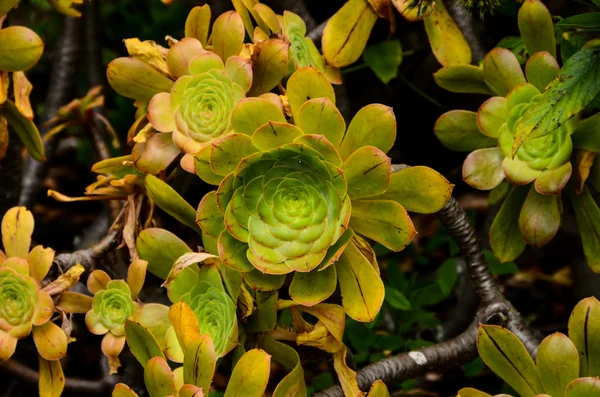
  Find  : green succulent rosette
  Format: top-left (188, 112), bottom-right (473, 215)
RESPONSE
top-left (106, 7), bottom-right (252, 174)
top-left (460, 297), bottom-right (600, 397)
top-left (197, 66), bottom-right (452, 321)
top-left (1, 207), bottom-right (75, 363)
top-left (432, 0), bottom-right (600, 269)
top-left (181, 282), bottom-right (237, 356)
top-left (86, 279), bottom-right (138, 337)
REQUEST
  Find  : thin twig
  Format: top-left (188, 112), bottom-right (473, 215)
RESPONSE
top-left (50, 205), bottom-right (126, 273)
top-left (0, 357), bottom-right (116, 394)
top-left (20, 15), bottom-right (82, 208)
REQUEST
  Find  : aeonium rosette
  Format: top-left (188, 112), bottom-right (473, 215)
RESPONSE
top-left (197, 66), bottom-right (453, 322)
top-left (85, 260), bottom-right (147, 373)
top-left (1, 207), bottom-right (87, 372)
top-left (107, 6), bottom-right (253, 174)
top-left (432, 0), bottom-right (600, 269)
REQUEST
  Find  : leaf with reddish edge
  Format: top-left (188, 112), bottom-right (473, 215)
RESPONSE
top-left (144, 356), bottom-right (178, 397)
top-left (107, 57), bottom-right (173, 102)
top-left (483, 48), bottom-right (527, 96)
top-left (286, 66), bottom-right (335, 123)
top-left (132, 132), bottom-right (180, 175)
top-left (434, 64), bottom-right (494, 95)
top-left (112, 384), bottom-right (139, 397)
top-left (463, 148), bottom-right (506, 191)
top-left (124, 320), bottom-right (165, 368)
top-left (136, 228), bottom-right (192, 280)
top-left (434, 110), bottom-right (497, 152)
top-left (297, 98), bottom-right (345, 148)
top-left (342, 146), bottom-right (391, 199)
top-left (518, 0), bottom-right (556, 59)
top-left (525, 51), bottom-right (560, 92)
top-left (503, 157), bottom-right (541, 185)
top-left (535, 162), bottom-right (572, 195)
top-left (289, 265), bottom-right (337, 307)
top-left (223, 349), bottom-right (271, 397)
top-left (183, 335), bottom-right (216, 391)
top-left (518, 185), bottom-right (561, 247)
top-left (211, 11), bottom-right (245, 61)
top-left (169, 302), bottom-right (201, 351)
top-left (248, 39), bottom-right (289, 96)
top-left (338, 104), bottom-right (395, 161)
top-left (478, 97), bottom-right (507, 139)
top-left (536, 332), bottom-right (579, 396)
top-left (1, 206), bottom-right (33, 259)
top-left (185, 5), bottom-right (211, 46)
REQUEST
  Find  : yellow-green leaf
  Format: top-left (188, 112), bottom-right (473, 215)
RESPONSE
top-left (518, 0), bottom-right (556, 59)
top-left (286, 66), bottom-right (335, 123)
top-left (477, 325), bottom-right (544, 397)
top-left (483, 48), bottom-right (527, 97)
top-left (183, 334), bottom-right (216, 391)
top-left (145, 175), bottom-right (202, 235)
top-left (367, 380), bottom-right (390, 397)
top-left (423, 0), bottom-right (471, 66)
top-left (322, 0), bottom-right (377, 68)
top-left (112, 384), bottom-right (140, 397)
top-left (32, 321), bottom-right (68, 361)
top-left (489, 185), bottom-right (528, 263)
top-left (232, 97), bottom-right (286, 136)
top-left (1, 100), bottom-right (45, 161)
top-left (568, 297), bottom-right (600, 376)
top-left (0, 26), bottom-right (44, 72)
top-left (343, 146), bottom-right (391, 199)
top-left (107, 57), bottom-right (173, 102)
top-left (38, 356), bottom-right (64, 397)
top-left (518, 185), bottom-right (561, 247)
top-left (248, 39), bottom-right (289, 96)
top-left (262, 335), bottom-right (307, 397)
top-left (211, 11), bottom-right (245, 61)
top-left (569, 188), bottom-right (600, 272)
top-left (1, 206), bottom-right (34, 259)
top-left (169, 302), bottom-right (201, 351)
top-left (433, 65), bottom-right (494, 95)
top-left (289, 265), bottom-right (337, 307)
top-left (297, 98), bottom-right (346, 148)
top-left (144, 356), bottom-right (177, 397)
top-left (137, 228), bottom-right (192, 280)
top-left (536, 332), bottom-right (579, 397)
top-left (224, 349), bottom-right (271, 397)
top-left (185, 5), bottom-right (211, 46)
top-left (434, 110), bottom-right (497, 152)
top-left (565, 378), bottom-right (600, 397)
top-left (124, 320), bottom-right (165, 368)
top-left (338, 104), bottom-right (396, 160)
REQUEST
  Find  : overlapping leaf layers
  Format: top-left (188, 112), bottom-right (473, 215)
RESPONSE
top-left (197, 66), bottom-right (452, 322)
top-left (322, 0), bottom-right (472, 69)
top-left (460, 297), bottom-right (600, 397)
top-left (0, 8), bottom-right (45, 162)
top-left (433, 0), bottom-right (600, 270)
top-left (232, 0), bottom-right (341, 83)
top-left (107, 4), bottom-right (290, 175)
top-left (84, 260), bottom-right (148, 373)
top-left (0, 207), bottom-right (87, 395)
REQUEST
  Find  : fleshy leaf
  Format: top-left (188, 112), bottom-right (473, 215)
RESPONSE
top-left (38, 356), bottom-right (64, 397)
top-left (169, 302), bottom-right (201, 351)
top-left (363, 40), bottom-right (403, 84)
top-left (2, 206), bottom-right (34, 259)
top-left (252, 122), bottom-right (304, 151)
top-left (322, 0), bottom-right (378, 68)
top-left (338, 104), bottom-right (396, 160)
top-left (145, 175), bottom-right (202, 234)
top-left (535, 162), bottom-right (572, 195)
top-left (185, 5), bottom-right (211, 46)
top-left (232, 98), bottom-right (286, 136)
top-left (28, 245), bottom-right (55, 283)
top-left (112, 384), bottom-right (140, 397)
top-left (463, 148), bottom-right (506, 191)
top-left (423, 0), bottom-right (471, 66)
top-left (132, 132), bottom-right (180, 175)
top-left (183, 334), bottom-right (216, 391)
top-left (32, 321), bottom-right (68, 361)
top-left (336, 238), bottom-right (384, 322)
top-left (372, 166), bottom-right (453, 213)
top-left (210, 133), bottom-right (259, 176)
top-left (137, 228), bottom-right (191, 280)
top-left (478, 97), bottom-right (507, 139)
top-left (127, 259), bottom-right (148, 300)
top-left (342, 146), bottom-right (391, 199)
top-left (262, 336), bottom-right (307, 397)
top-left (211, 11), bottom-right (245, 61)
top-left (223, 349), bottom-right (271, 397)
top-left (144, 357), bottom-right (177, 397)
top-left (434, 110), bottom-right (497, 152)
top-left (518, 0), bottom-right (556, 59)
top-left (297, 98), bottom-right (346, 148)
top-left (367, 380), bottom-right (390, 397)
top-left (477, 325), bottom-right (544, 397)
top-left (483, 48), bottom-right (527, 97)
top-left (294, 134), bottom-right (342, 166)
top-left (350, 199), bottom-right (416, 252)
top-left (289, 265), bottom-right (336, 307)
top-left (502, 157), bottom-right (541, 185)
top-left (163, 252), bottom-right (217, 288)
top-left (572, 113), bottom-right (600, 153)
top-left (490, 185), bottom-right (528, 263)
top-left (132, 304), bottom-right (171, 350)
top-left (248, 39), bottom-right (289, 96)
top-left (225, 56), bottom-right (253, 93)
top-left (166, 38), bottom-right (204, 79)
top-left (566, 378), bottom-right (600, 397)
top-left (107, 58), bottom-right (174, 102)
top-left (287, 66), bottom-right (335, 123)
top-left (56, 292), bottom-right (92, 314)
top-left (433, 65), bottom-right (494, 95)
top-left (568, 297), bottom-right (600, 377)
top-left (1, 100), bottom-right (45, 161)
top-left (525, 52), bottom-right (560, 92)
top-left (519, 185), bottom-right (561, 247)
top-left (536, 333), bottom-right (579, 397)
top-left (0, 26), bottom-right (44, 72)
top-left (569, 188), bottom-right (600, 272)
top-left (197, 191), bottom-right (225, 238)
top-left (124, 320), bottom-right (165, 368)
top-left (247, 291), bottom-right (278, 333)
top-left (242, 269), bottom-right (286, 291)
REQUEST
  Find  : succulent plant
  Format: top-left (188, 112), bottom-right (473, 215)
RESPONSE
top-left (197, 66), bottom-right (452, 321)
top-left (460, 297), bottom-right (600, 397)
top-left (433, 0), bottom-right (600, 270)
top-left (0, 206), bottom-right (87, 397)
top-left (85, 260), bottom-right (147, 373)
top-left (107, 5), bottom-right (292, 175)
top-left (0, 22), bottom-right (45, 161)
top-left (322, 0), bottom-right (471, 68)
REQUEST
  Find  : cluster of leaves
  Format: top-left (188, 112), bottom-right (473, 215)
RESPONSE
top-left (462, 297), bottom-right (600, 397)
top-left (433, 0), bottom-right (600, 272)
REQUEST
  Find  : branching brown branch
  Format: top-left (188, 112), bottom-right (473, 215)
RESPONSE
top-left (314, 165), bottom-right (540, 396)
